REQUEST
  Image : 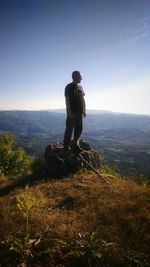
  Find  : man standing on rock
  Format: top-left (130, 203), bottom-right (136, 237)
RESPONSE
top-left (63, 71), bottom-right (86, 152)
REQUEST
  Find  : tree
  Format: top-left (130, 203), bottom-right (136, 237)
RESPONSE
top-left (0, 132), bottom-right (31, 177)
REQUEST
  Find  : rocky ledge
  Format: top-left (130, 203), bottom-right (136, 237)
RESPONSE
top-left (44, 140), bottom-right (101, 179)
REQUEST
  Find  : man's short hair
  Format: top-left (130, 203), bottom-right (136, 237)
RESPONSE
top-left (72, 71), bottom-right (80, 79)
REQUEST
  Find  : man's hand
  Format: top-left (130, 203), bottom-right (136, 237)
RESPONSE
top-left (68, 111), bottom-right (74, 119)
top-left (83, 112), bottom-right (86, 118)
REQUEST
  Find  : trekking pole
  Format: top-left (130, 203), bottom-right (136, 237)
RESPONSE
top-left (78, 153), bottom-right (110, 185)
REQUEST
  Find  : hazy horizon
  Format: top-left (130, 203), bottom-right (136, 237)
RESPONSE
top-left (0, 0), bottom-right (150, 115)
top-left (0, 108), bottom-right (150, 117)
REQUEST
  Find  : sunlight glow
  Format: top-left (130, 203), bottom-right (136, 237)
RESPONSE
top-left (86, 77), bottom-right (150, 115)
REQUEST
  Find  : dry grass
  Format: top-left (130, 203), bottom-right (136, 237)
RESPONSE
top-left (0, 171), bottom-right (150, 266)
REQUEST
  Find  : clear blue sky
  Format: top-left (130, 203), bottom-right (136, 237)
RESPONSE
top-left (0, 0), bottom-right (150, 114)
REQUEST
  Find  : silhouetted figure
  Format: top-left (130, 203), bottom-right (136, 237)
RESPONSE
top-left (63, 71), bottom-right (86, 152)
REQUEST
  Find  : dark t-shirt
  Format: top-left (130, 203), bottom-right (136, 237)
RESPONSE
top-left (65, 82), bottom-right (85, 113)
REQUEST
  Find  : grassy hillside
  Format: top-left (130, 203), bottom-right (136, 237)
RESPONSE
top-left (0, 171), bottom-right (150, 266)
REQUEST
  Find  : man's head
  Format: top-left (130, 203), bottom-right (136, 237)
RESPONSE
top-left (72, 71), bottom-right (82, 84)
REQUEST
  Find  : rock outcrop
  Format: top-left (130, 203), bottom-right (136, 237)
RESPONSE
top-left (44, 140), bottom-right (101, 178)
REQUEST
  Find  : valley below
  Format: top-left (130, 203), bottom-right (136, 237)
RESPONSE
top-left (1, 110), bottom-right (150, 179)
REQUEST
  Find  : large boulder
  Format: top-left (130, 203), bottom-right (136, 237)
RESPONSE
top-left (44, 140), bottom-right (101, 179)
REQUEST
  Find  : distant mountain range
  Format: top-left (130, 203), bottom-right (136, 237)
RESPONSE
top-left (45, 108), bottom-right (115, 114)
top-left (0, 110), bottom-right (150, 179)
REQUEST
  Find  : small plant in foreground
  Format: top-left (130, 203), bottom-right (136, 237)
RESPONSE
top-left (0, 190), bottom-right (60, 266)
top-left (0, 191), bottom-right (38, 266)
top-left (16, 190), bottom-right (35, 237)
top-left (61, 232), bottom-right (113, 267)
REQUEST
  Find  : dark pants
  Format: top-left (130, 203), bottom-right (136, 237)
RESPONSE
top-left (63, 112), bottom-right (83, 148)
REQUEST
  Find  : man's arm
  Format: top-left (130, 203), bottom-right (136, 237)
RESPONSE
top-left (82, 96), bottom-right (86, 117)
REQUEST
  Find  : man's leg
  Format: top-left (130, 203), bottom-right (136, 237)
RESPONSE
top-left (63, 116), bottom-right (74, 150)
top-left (73, 113), bottom-right (83, 148)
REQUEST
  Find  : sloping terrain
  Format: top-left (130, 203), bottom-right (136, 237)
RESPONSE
top-left (0, 171), bottom-right (150, 266)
